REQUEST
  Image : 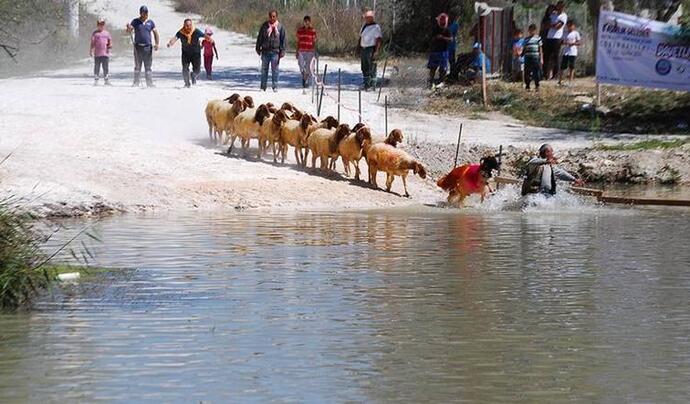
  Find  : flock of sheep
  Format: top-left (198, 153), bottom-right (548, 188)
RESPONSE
top-left (204, 94), bottom-right (427, 197)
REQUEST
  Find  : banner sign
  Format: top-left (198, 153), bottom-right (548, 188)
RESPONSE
top-left (596, 10), bottom-right (690, 92)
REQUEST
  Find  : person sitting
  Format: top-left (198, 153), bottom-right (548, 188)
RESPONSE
top-left (465, 42), bottom-right (491, 83)
top-left (521, 144), bottom-right (584, 196)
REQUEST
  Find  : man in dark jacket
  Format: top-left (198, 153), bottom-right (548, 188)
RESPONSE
top-left (167, 18), bottom-right (204, 88)
top-left (255, 10), bottom-right (286, 92)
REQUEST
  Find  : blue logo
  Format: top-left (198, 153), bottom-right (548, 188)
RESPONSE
top-left (655, 59), bottom-right (672, 75)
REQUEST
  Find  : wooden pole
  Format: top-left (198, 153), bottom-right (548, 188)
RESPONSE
top-left (337, 68), bottom-right (341, 122)
top-left (496, 144), bottom-right (503, 190)
top-left (384, 95), bottom-right (388, 135)
top-left (377, 53), bottom-right (389, 102)
top-left (358, 90), bottom-right (362, 123)
top-left (317, 64), bottom-right (328, 117)
top-left (481, 45), bottom-right (488, 106)
top-left (453, 123), bottom-right (463, 168)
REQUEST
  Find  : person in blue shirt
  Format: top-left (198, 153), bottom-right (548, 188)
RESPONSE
top-left (467, 42), bottom-right (490, 82)
top-left (167, 18), bottom-right (205, 88)
top-left (126, 5), bottom-right (159, 87)
top-left (512, 29), bottom-right (525, 82)
top-left (447, 14), bottom-right (460, 67)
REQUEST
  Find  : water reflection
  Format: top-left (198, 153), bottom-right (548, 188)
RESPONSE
top-left (0, 208), bottom-right (689, 401)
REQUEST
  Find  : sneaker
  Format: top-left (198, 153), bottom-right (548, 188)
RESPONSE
top-left (93, 79), bottom-right (99, 86)
top-left (132, 82), bottom-right (140, 87)
top-left (147, 83), bottom-right (156, 88)
top-left (436, 82), bottom-right (445, 89)
top-left (272, 87), bottom-right (278, 93)
top-left (104, 78), bottom-right (111, 86)
top-left (302, 78), bottom-right (307, 88)
top-left (184, 83), bottom-right (191, 88)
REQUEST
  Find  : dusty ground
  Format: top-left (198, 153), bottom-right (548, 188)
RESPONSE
top-left (0, 0), bottom-right (676, 217)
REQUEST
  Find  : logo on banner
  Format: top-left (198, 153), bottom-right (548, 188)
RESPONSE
top-left (655, 59), bottom-right (672, 75)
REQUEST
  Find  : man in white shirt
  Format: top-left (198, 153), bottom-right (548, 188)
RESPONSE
top-left (544, 1), bottom-right (567, 80)
top-left (358, 10), bottom-right (382, 91)
top-left (558, 20), bottom-right (581, 86)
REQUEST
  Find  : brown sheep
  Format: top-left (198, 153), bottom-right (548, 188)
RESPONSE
top-left (243, 95), bottom-right (255, 108)
top-left (230, 104), bottom-right (270, 156)
top-left (259, 109), bottom-right (288, 162)
top-left (307, 123), bottom-right (351, 171)
top-left (384, 129), bottom-right (404, 147)
top-left (337, 126), bottom-right (372, 181)
top-left (365, 142), bottom-right (427, 197)
top-left (213, 98), bottom-right (247, 146)
top-left (279, 113), bottom-right (312, 165)
top-left (205, 93), bottom-right (241, 144)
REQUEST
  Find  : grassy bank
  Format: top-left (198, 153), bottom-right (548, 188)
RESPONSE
top-left (426, 78), bottom-right (690, 135)
top-left (0, 196), bottom-right (103, 311)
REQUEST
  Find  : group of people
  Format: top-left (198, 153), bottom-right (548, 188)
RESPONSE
top-left (89, 5), bottom-right (384, 93)
top-left (90, 5), bottom-right (219, 88)
top-left (512, 1), bottom-right (582, 91)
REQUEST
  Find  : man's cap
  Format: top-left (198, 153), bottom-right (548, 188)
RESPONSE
top-left (473, 42), bottom-right (482, 49)
top-left (140, 5), bottom-right (148, 13)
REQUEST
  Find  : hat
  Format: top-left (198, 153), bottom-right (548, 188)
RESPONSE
top-left (205, 27), bottom-right (213, 35)
top-left (364, 10), bottom-right (375, 18)
top-left (97, 17), bottom-right (106, 24)
top-left (473, 42), bottom-right (482, 49)
top-left (139, 5), bottom-right (148, 13)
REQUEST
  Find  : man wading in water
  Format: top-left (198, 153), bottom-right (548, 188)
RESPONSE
top-left (126, 5), bottom-right (159, 87)
top-left (522, 144), bottom-right (583, 196)
top-left (167, 18), bottom-right (205, 88)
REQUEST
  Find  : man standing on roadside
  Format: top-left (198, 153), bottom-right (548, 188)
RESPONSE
top-left (126, 5), bottom-right (159, 88)
top-left (167, 18), bottom-right (204, 88)
top-left (427, 13), bottom-right (452, 89)
top-left (544, 1), bottom-right (567, 80)
top-left (358, 9), bottom-right (382, 91)
top-left (296, 15), bottom-right (317, 92)
top-left (256, 10), bottom-right (286, 92)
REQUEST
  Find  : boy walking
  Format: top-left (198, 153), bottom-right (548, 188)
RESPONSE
top-left (296, 16), bottom-right (317, 92)
top-left (90, 18), bottom-right (112, 86)
top-left (559, 20), bottom-right (581, 86)
top-left (521, 24), bottom-right (543, 92)
top-left (202, 28), bottom-right (219, 80)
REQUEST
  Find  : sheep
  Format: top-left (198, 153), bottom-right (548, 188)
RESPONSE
top-left (243, 95), bottom-right (255, 108)
top-left (307, 123), bottom-right (351, 171)
top-left (365, 142), bottom-right (427, 197)
top-left (336, 126), bottom-right (372, 181)
top-left (279, 113), bottom-right (312, 165)
top-left (384, 129), bottom-right (404, 147)
top-left (230, 104), bottom-right (271, 157)
top-left (205, 93), bottom-right (240, 144)
top-left (212, 97), bottom-right (247, 146)
top-left (259, 109), bottom-right (288, 162)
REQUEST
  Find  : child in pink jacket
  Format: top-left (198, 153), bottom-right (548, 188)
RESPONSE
top-left (90, 17), bottom-right (112, 85)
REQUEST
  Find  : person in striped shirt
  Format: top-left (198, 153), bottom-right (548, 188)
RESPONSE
top-left (296, 15), bottom-right (317, 90)
top-left (521, 24), bottom-right (543, 92)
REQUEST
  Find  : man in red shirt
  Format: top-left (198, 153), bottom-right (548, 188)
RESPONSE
top-left (296, 15), bottom-right (317, 91)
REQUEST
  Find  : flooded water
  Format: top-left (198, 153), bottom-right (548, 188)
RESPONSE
top-left (1, 205), bottom-right (690, 402)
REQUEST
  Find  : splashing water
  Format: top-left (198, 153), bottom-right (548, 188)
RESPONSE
top-left (480, 184), bottom-right (608, 214)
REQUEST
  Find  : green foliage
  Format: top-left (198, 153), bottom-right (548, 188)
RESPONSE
top-left (0, 198), bottom-right (49, 310)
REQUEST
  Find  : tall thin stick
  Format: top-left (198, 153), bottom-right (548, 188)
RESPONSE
top-left (481, 47), bottom-right (488, 106)
top-left (358, 90), bottom-right (362, 123)
top-left (377, 54), bottom-right (389, 102)
top-left (317, 64), bottom-right (328, 116)
top-left (453, 123), bottom-right (463, 168)
top-left (496, 144), bottom-right (503, 190)
top-left (384, 95), bottom-right (388, 135)
top-left (337, 68), bottom-right (341, 122)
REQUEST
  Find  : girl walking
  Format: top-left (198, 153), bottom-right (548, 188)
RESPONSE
top-left (202, 28), bottom-right (219, 80)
